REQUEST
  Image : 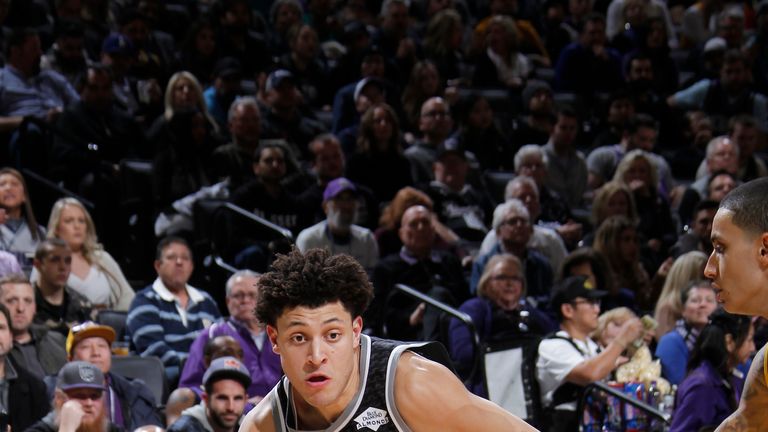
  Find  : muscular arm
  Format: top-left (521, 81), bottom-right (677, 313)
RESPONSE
top-left (716, 345), bottom-right (768, 432)
top-left (395, 352), bottom-right (537, 431)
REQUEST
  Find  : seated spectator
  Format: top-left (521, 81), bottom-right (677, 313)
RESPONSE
top-left (296, 178), bottom-right (379, 272)
top-left (542, 107), bottom-right (588, 210)
top-left (726, 115), bottom-right (768, 181)
top-left (346, 103), bottom-right (413, 203)
top-left (694, 135), bottom-right (740, 181)
top-left (670, 309), bottom-right (754, 431)
top-left (479, 176), bottom-right (568, 273)
top-left (423, 9), bottom-right (464, 83)
top-left (560, 247), bottom-right (635, 312)
top-left (404, 96), bottom-right (455, 185)
top-left (592, 306), bottom-right (655, 350)
top-left (401, 61), bottom-right (445, 133)
top-left (26, 361), bottom-right (115, 432)
top-left (127, 237), bottom-right (221, 384)
top-left (450, 254), bottom-right (556, 394)
top-left (587, 181), bottom-right (638, 241)
top-left (277, 23), bottom-right (331, 109)
top-left (678, 166), bottom-right (738, 227)
top-left (668, 50), bottom-right (768, 132)
top-left (35, 198), bottom-right (134, 311)
top-left (471, 199), bottom-right (553, 303)
top-left (509, 80), bottom-right (555, 147)
top-left (67, 321), bottom-right (163, 429)
top-left (554, 14), bottom-right (623, 96)
top-left (420, 139), bottom-right (492, 247)
top-left (204, 58), bottom-right (244, 132)
top-left (606, 0), bottom-right (676, 47)
top-left (0, 274), bottom-right (67, 380)
top-left (654, 251), bottom-right (709, 339)
top-left (215, 0), bottom-right (272, 77)
top-left (116, 8), bottom-right (174, 82)
top-left (680, 0), bottom-right (723, 48)
top-left (51, 64), bottom-right (148, 200)
top-left (374, 186), bottom-right (460, 258)
top-left (453, 93), bottom-right (516, 172)
top-left (178, 271), bottom-right (281, 402)
top-left (148, 71), bottom-right (220, 140)
top-left (536, 276), bottom-right (644, 431)
top-left (611, 150), bottom-right (677, 265)
top-left (0, 168), bottom-right (46, 272)
top-left (369, 205), bottom-right (468, 340)
top-left (0, 28), bottom-right (79, 134)
top-left (473, 15), bottom-right (532, 89)
top-left (671, 200), bottom-right (718, 257)
top-left (210, 96), bottom-right (261, 187)
top-left (179, 19), bottom-right (219, 87)
top-left (656, 280), bottom-right (718, 385)
top-left (168, 357), bottom-right (250, 432)
top-left (258, 69), bottom-right (326, 160)
top-left (593, 215), bottom-right (655, 310)
top-left (40, 19), bottom-right (91, 87)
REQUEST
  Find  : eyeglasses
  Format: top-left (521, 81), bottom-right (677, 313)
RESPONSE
top-left (421, 110), bottom-right (450, 119)
top-left (491, 275), bottom-right (524, 285)
top-left (503, 217), bottom-right (529, 227)
top-left (230, 292), bottom-right (257, 301)
top-left (571, 298), bottom-right (601, 308)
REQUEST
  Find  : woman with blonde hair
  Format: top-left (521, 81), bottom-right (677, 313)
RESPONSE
top-left (35, 198), bottom-right (134, 310)
top-left (473, 15), bottom-right (531, 89)
top-left (423, 8), bottom-right (465, 82)
top-left (449, 253), bottom-right (554, 395)
top-left (654, 251), bottom-right (708, 338)
top-left (590, 180), bottom-right (638, 229)
top-left (0, 168), bottom-right (45, 270)
top-left (151, 71), bottom-right (219, 136)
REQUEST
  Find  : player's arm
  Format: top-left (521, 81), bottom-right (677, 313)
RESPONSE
top-left (716, 345), bottom-right (768, 432)
top-left (238, 396), bottom-right (276, 432)
top-left (395, 352), bottom-right (538, 432)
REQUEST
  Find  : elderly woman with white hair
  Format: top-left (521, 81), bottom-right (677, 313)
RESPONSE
top-left (470, 199), bottom-right (554, 304)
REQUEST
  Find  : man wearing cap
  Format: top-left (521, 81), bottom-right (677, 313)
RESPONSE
top-left (259, 69), bottom-right (326, 160)
top-left (33, 239), bottom-right (93, 337)
top-left (511, 80), bottom-right (556, 147)
top-left (205, 57), bottom-right (245, 132)
top-left (0, 302), bottom-right (49, 432)
top-left (296, 177), bottom-right (379, 272)
top-left (0, 273), bottom-right (68, 380)
top-left (99, 33), bottom-right (141, 119)
top-left (169, 357), bottom-right (250, 432)
top-left (27, 361), bottom-right (121, 432)
top-left (536, 276), bottom-right (643, 431)
top-left (67, 321), bottom-right (163, 429)
top-left (419, 138), bottom-right (491, 248)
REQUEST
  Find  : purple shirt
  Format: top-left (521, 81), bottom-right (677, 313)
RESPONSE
top-left (670, 360), bottom-right (743, 432)
top-left (178, 318), bottom-right (282, 397)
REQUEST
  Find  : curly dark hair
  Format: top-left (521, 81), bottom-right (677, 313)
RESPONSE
top-left (256, 248), bottom-right (374, 326)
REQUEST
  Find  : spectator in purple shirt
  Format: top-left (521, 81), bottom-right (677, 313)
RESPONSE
top-left (670, 309), bottom-right (755, 432)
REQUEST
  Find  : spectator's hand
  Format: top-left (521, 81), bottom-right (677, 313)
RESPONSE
top-left (409, 303), bottom-right (426, 327)
top-left (46, 107), bottom-right (63, 123)
top-left (655, 256), bottom-right (674, 278)
top-left (58, 400), bottom-right (85, 432)
top-left (628, 179), bottom-right (645, 192)
top-left (647, 238), bottom-right (662, 253)
top-left (396, 38), bottom-right (416, 59)
top-left (556, 221), bottom-right (583, 246)
top-left (617, 317), bottom-right (643, 348)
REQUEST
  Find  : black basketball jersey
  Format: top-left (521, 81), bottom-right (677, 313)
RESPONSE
top-left (268, 334), bottom-right (432, 432)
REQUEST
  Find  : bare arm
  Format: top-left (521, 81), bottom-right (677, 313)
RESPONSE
top-left (395, 352), bottom-right (538, 431)
top-left (566, 319), bottom-right (643, 385)
top-left (0, 116), bottom-right (24, 133)
top-left (716, 345), bottom-right (768, 432)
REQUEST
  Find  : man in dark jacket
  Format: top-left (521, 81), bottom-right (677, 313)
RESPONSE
top-left (167, 356), bottom-right (250, 432)
top-left (0, 274), bottom-right (67, 379)
top-left (26, 361), bottom-right (123, 432)
top-left (67, 321), bottom-right (163, 429)
top-left (0, 302), bottom-right (49, 432)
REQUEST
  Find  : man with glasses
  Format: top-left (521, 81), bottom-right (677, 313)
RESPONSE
top-left (177, 270), bottom-right (281, 403)
top-left (536, 276), bottom-right (643, 432)
top-left (405, 97), bottom-right (455, 184)
top-left (471, 199), bottom-right (553, 304)
top-left (27, 361), bottom-right (121, 432)
top-left (126, 237), bottom-right (221, 385)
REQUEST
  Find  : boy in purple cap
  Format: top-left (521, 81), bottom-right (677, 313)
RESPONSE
top-left (295, 177), bottom-right (379, 272)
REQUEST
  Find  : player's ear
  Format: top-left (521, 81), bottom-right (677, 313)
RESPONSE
top-left (724, 333), bottom-right (736, 354)
top-left (759, 233), bottom-right (768, 267)
top-left (266, 325), bottom-right (280, 354)
top-left (352, 316), bottom-right (363, 348)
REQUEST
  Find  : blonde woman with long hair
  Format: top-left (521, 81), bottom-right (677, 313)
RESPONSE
top-left (653, 251), bottom-right (708, 339)
top-left (34, 198), bottom-right (134, 310)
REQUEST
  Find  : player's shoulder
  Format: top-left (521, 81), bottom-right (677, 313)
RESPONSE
top-left (239, 395), bottom-right (276, 432)
top-left (393, 350), bottom-right (463, 405)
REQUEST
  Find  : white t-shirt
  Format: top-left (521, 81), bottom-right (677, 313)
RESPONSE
top-left (536, 330), bottom-right (601, 411)
top-left (68, 266), bottom-right (111, 306)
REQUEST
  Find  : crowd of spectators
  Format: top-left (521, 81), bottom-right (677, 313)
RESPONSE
top-left (0, 0), bottom-right (766, 430)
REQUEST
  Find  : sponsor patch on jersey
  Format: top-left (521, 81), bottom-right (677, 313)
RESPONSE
top-left (354, 407), bottom-right (390, 431)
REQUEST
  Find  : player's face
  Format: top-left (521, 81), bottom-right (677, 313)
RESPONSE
top-left (267, 301), bottom-right (362, 416)
top-left (705, 209), bottom-right (767, 315)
